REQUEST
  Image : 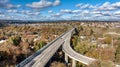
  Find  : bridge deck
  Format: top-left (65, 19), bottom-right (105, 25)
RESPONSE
top-left (16, 28), bottom-right (74, 67)
top-left (62, 32), bottom-right (96, 65)
top-left (17, 28), bottom-right (119, 67)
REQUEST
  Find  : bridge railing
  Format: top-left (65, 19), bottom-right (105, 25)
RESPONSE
top-left (16, 29), bottom-right (70, 67)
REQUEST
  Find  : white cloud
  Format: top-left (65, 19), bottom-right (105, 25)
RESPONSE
top-left (48, 10), bottom-right (53, 13)
top-left (0, 14), bottom-right (5, 17)
top-left (113, 10), bottom-right (120, 17)
top-left (0, 0), bottom-right (8, 3)
top-left (102, 2), bottom-right (110, 7)
top-left (26, 0), bottom-right (52, 9)
top-left (72, 10), bottom-right (82, 13)
top-left (61, 9), bottom-right (72, 13)
top-left (0, 0), bottom-right (21, 9)
top-left (93, 14), bottom-right (103, 17)
top-left (81, 10), bottom-right (89, 14)
top-left (26, 0), bottom-right (61, 9)
top-left (2, 1), bottom-right (120, 21)
top-left (7, 9), bottom-right (17, 13)
top-left (80, 4), bottom-right (89, 9)
top-left (51, 13), bottom-right (62, 17)
top-left (114, 10), bottom-right (120, 15)
top-left (75, 3), bottom-right (83, 7)
top-left (97, 2), bottom-right (120, 11)
top-left (91, 11), bottom-right (101, 14)
top-left (112, 2), bottom-right (120, 8)
top-left (8, 4), bottom-right (21, 9)
top-left (0, 10), bottom-right (3, 14)
top-left (20, 10), bottom-right (40, 15)
top-left (53, 0), bottom-right (60, 6)
top-left (98, 2), bottom-right (115, 10)
top-left (61, 9), bottom-right (82, 14)
top-left (76, 2), bottom-right (120, 11)
top-left (34, 12), bottom-right (40, 15)
top-left (76, 3), bottom-right (96, 9)
top-left (101, 11), bottom-right (111, 16)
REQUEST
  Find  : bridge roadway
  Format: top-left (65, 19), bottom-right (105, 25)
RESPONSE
top-left (62, 31), bottom-right (96, 65)
top-left (16, 28), bottom-right (74, 67)
top-left (62, 30), bottom-right (120, 67)
top-left (17, 28), bottom-right (120, 67)
top-left (31, 29), bottom-right (75, 67)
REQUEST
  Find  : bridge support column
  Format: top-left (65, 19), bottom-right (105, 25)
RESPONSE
top-left (65, 53), bottom-right (68, 64)
top-left (72, 59), bottom-right (76, 67)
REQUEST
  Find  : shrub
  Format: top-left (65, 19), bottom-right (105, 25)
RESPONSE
top-left (115, 44), bottom-right (120, 64)
top-left (104, 37), bottom-right (112, 44)
top-left (32, 31), bottom-right (38, 34)
top-left (9, 35), bottom-right (21, 46)
top-left (88, 60), bottom-right (114, 67)
top-left (50, 61), bottom-right (66, 67)
top-left (34, 41), bottom-right (45, 51)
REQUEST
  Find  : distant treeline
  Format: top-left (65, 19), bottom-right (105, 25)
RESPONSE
top-left (0, 20), bottom-right (120, 24)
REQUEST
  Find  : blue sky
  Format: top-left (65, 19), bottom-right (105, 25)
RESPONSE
top-left (0, 0), bottom-right (120, 21)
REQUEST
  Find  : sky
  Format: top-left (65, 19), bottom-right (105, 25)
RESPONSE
top-left (0, 0), bottom-right (120, 21)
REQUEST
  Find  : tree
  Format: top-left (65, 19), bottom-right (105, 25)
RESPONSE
top-left (90, 29), bottom-right (94, 35)
top-left (88, 60), bottom-right (114, 67)
top-left (50, 61), bottom-right (66, 67)
top-left (9, 35), bottom-right (21, 46)
top-left (34, 41), bottom-right (45, 51)
top-left (72, 35), bottom-right (78, 48)
top-left (104, 37), bottom-right (112, 44)
top-left (115, 44), bottom-right (120, 64)
top-left (74, 40), bottom-right (94, 54)
top-left (27, 39), bottom-right (34, 46)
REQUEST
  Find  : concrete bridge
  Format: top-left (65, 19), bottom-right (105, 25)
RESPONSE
top-left (62, 31), bottom-right (95, 67)
top-left (16, 28), bottom-right (119, 67)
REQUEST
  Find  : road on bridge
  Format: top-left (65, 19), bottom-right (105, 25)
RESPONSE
top-left (17, 28), bottom-right (120, 67)
top-left (62, 31), bottom-right (96, 65)
top-left (16, 28), bottom-right (74, 67)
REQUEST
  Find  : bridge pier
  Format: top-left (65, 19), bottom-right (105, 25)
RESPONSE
top-left (65, 53), bottom-right (68, 64)
top-left (72, 59), bottom-right (76, 67)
